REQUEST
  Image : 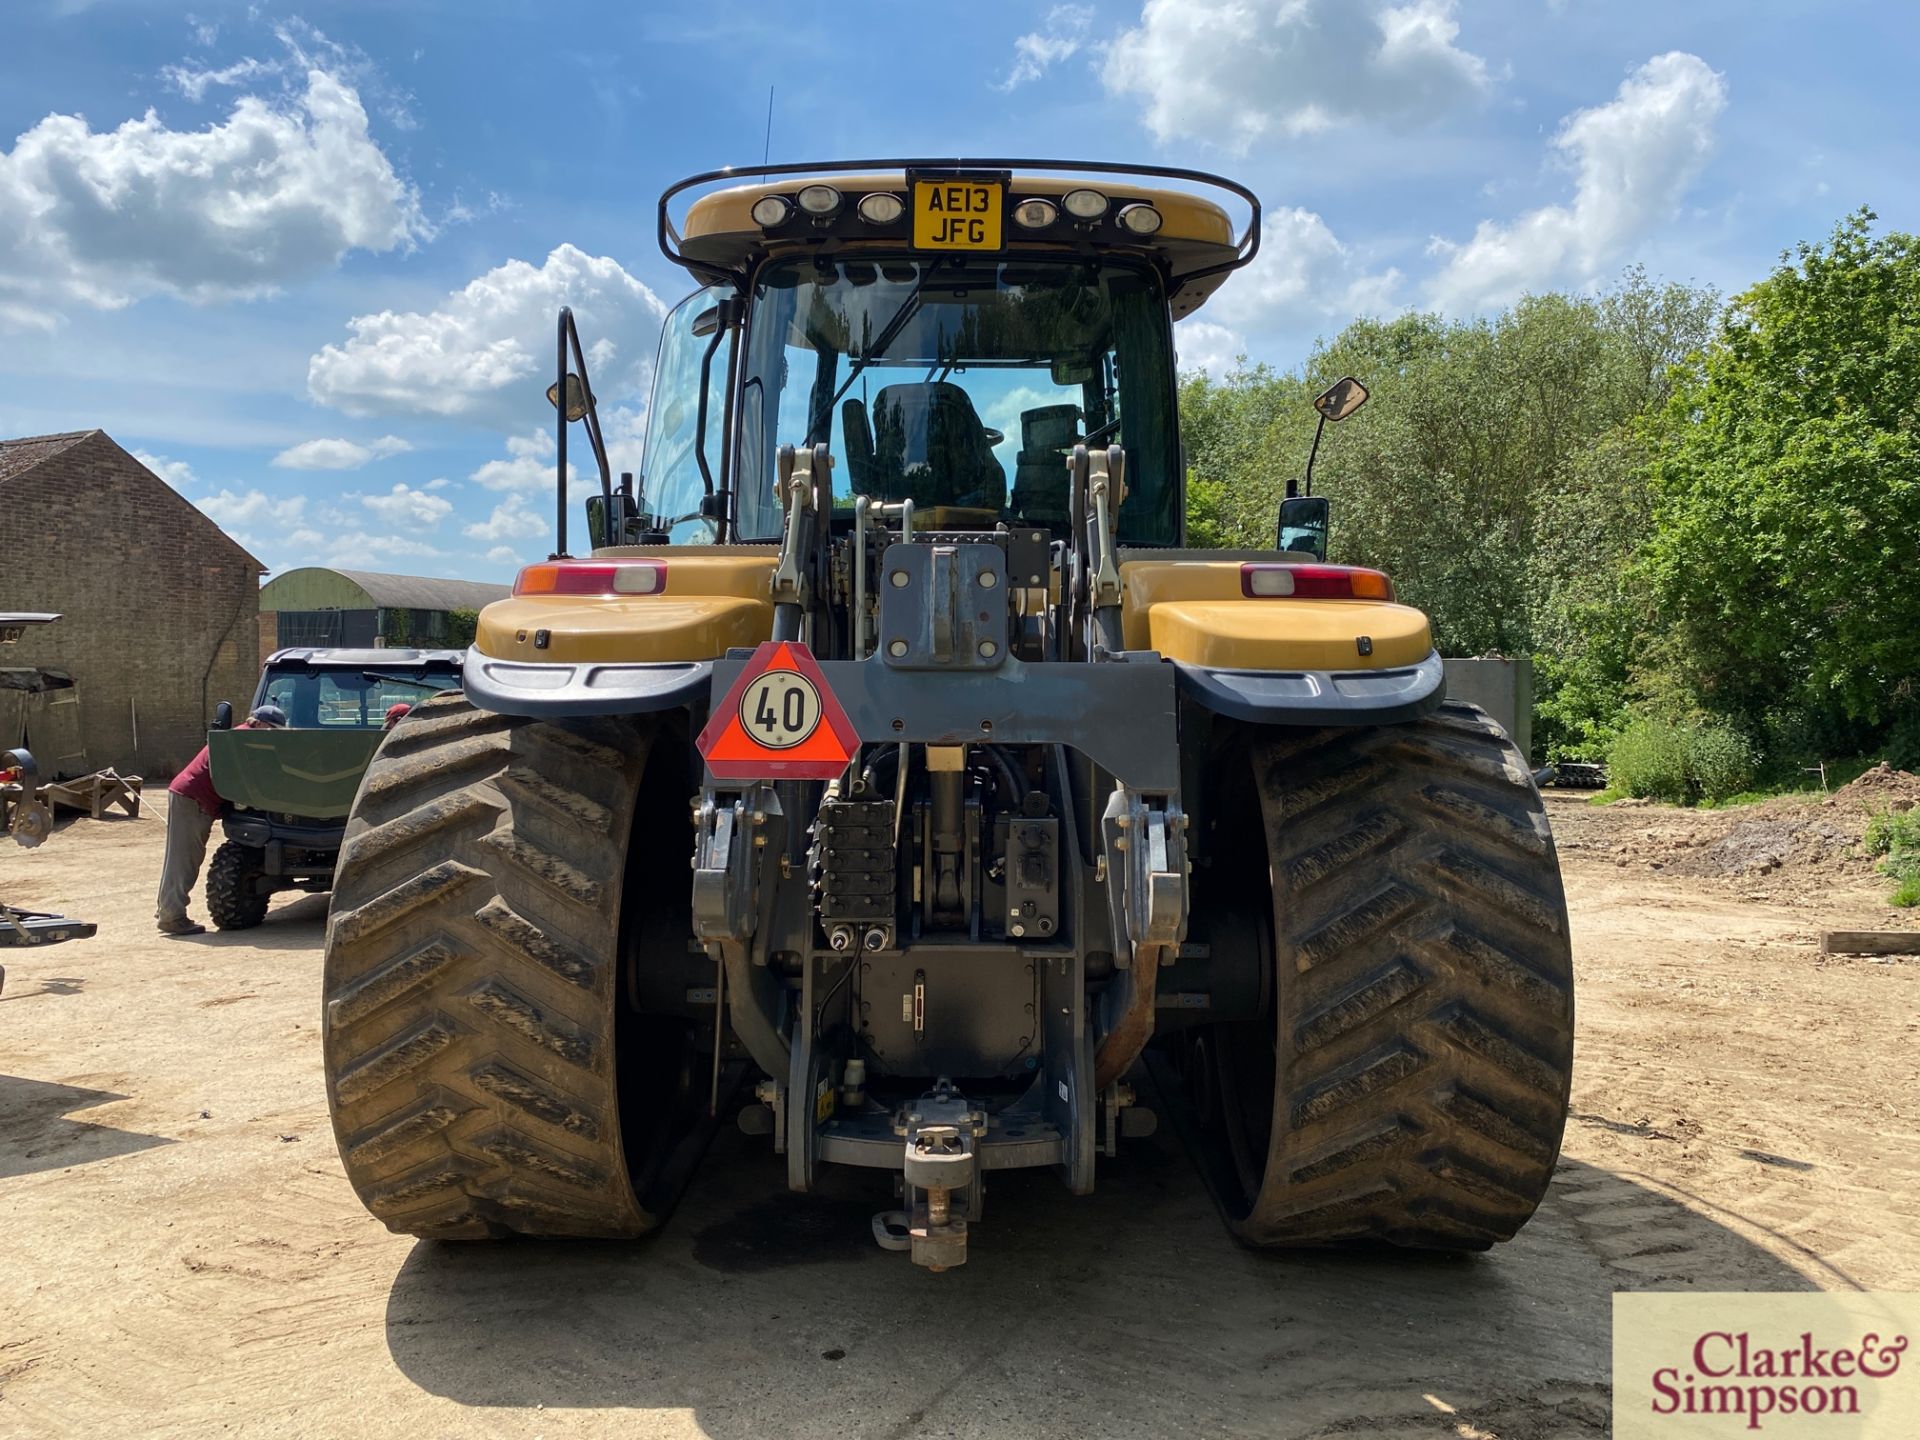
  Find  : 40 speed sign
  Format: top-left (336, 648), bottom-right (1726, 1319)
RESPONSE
top-left (696, 641), bottom-right (860, 780)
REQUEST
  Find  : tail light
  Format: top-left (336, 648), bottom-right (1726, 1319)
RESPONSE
top-left (1240, 563), bottom-right (1394, 601)
top-left (513, 560), bottom-right (666, 597)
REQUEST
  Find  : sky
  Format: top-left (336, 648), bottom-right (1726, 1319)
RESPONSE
top-left (2, 0), bottom-right (1914, 583)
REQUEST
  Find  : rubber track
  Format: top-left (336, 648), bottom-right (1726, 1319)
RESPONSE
top-left (206, 840), bottom-right (270, 931)
top-left (321, 691), bottom-right (656, 1239)
top-left (1235, 700), bottom-right (1574, 1248)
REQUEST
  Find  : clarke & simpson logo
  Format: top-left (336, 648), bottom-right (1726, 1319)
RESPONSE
top-left (1649, 1328), bottom-right (1908, 1429)
top-left (1615, 1294), bottom-right (1920, 1438)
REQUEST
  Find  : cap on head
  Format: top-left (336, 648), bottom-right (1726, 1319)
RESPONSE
top-left (383, 703), bottom-right (412, 726)
top-left (250, 704), bottom-right (288, 728)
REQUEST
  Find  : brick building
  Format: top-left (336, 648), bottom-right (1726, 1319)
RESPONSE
top-left (0, 431), bottom-right (263, 777)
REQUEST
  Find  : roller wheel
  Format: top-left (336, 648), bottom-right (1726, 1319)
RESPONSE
top-left (322, 693), bottom-right (696, 1239)
top-left (206, 841), bottom-right (271, 931)
top-left (1187, 701), bottom-right (1574, 1249)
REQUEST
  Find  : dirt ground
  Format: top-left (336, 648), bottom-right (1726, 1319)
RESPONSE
top-left (3, 789), bottom-right (1917, 1439)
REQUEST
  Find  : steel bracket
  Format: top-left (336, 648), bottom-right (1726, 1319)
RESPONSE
top-left (1100, 787), bottom-right (1189, 961)
top-left (691, 784), bottom-right (783, 942)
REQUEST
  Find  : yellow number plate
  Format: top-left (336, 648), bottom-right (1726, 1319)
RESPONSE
top-left (912, 179), bottom-right (1004, 251)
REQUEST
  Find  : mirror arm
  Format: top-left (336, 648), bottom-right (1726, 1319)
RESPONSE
top-left (555, 309), bottom-right (572, 557)
top-left (1301, 412), bottom-right (1328, 498)
top-left (554, 307), bottom-right (617, 557)
top-left (692, 304), bottom-right (730, 499)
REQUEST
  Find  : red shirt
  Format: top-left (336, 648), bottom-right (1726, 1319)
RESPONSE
top-left (168, 719), bottom-right (267, 819)
top-left (168, 745), bottom-right (221, 818)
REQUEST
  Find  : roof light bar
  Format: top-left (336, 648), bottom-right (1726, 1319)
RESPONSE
top-left (856, 191), bottom-right (905, 224)
top-left (514, 560), bottom-right (667, 597)
top-left (1117, 203), bottom-right (1163, 235)
top-left (1240, 563), bottom-right (1394, 601)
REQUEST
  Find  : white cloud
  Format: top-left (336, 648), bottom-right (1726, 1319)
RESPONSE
top-left (307, 244), bottom-right (666, 426)
top-left (271, 434), bottom-right (412, 470)
top-left (1427, 52), bottom-right (1727, 313)
top-left (423, 477), bottom-right (451, 490)
top-left (326, 530), bottom-right (441, 563)
top-left (464, 492), bottom-right (549, 543)
top-left (1234, 207), bottom-right (1400, 326)
top-left (0, 68), bottom-right (425, 317)
top-left (1000, 5), bottom-right (1094, 90)
top-left (132, 448), bottom-right (197, 490)
top-left (1185, 206), bottom-right (1400, 362)
top-left (1174, 319), bottom-right (1246, 376)
top-left (484, 545), bottom-right (522, 567)
top-left (161, 55), bottom-right (279, 103)
top-left (196, 487), bottom-right (305, 528)
top-left (1109, 0), bottom-right (1490, 151)
top-left (471, 428), bottom-right (568, 492)
top-left (358, 482), bottom-right (452, 526)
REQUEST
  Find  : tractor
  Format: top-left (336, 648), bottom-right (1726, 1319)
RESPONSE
top-left (321, 160), bottom-right (1572, 1270)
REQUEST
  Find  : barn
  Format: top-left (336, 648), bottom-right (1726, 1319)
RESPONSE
top-left (0, 431), bottom-right (263, 777)
top-left (257, 568), bottom-right (510, 652)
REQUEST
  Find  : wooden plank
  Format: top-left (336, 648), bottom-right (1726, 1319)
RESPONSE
top-left (1822, 930), bottom-right (1920, 956)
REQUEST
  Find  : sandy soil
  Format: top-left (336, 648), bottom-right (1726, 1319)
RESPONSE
top-left (2, 790), bottom-right (1917, 1439)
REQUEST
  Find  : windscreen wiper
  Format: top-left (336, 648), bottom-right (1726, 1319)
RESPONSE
top-left (809, 261), bottom-right (949, 441)
top-left (356, 672), bottom-right (456, 691)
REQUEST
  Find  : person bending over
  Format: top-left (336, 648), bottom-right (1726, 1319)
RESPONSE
top-left (155, 705), bottom-right (286, 937)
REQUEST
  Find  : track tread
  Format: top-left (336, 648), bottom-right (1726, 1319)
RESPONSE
top-left (1222, 703), bottom-right (1574, 1250)
top-left (323, 709), bottom-right (662, 1240)
top-left (472, 897), bottom-right (599, 991)
top-left (326, 937), bottom-right (461, 1032)
top-left (463, 978), bottom-right (597, 1066)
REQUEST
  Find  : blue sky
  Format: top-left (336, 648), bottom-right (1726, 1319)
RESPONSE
top-left (2, 0), bottom-right (1914, 581)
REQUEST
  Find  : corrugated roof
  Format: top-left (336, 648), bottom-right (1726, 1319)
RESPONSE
top-left (266, 567), bottom-right (511, 611)
top-left (0, 431), bottom-right (96, 485)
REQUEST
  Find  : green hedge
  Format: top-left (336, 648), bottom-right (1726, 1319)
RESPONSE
top-left (1607, 718), bottom-right (1755, 804)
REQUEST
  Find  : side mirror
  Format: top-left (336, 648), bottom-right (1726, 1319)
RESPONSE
top-left (585, 493), bottom-right (640, 549)
top-left (213, 701), bottom-right (234, 731)
top-left (1313, 376), bottom-right (1369, 422)
top-left (547, 372), bottom-right (595, 423)
top-left (1277, 496), bottom-right (1331, 560)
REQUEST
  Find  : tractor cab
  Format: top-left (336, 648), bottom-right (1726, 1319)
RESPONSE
top-left (578, 164), bottom-right (1253, 556)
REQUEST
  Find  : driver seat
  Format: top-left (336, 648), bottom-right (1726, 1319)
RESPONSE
top-left (870, 381), bottom-right (1006, 509)
top-left (1011, 404), bottom-right (1080, 526)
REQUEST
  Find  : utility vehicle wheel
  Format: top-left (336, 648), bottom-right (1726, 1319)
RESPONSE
top-left (1185, 701), bottom-right (1574, 1249)
top-left (206, 841), bottom-right (271, 931)
top-left (322, 694), bottom-right (697, 1239)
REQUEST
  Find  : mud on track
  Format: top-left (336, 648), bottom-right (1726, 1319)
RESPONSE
top-left (2, 792), bottom-right (1916, 1438)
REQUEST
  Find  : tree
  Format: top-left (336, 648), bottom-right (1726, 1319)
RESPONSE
top-left (1634, 210), bottom-right (1920, 741)
top-left (1179, 271), bottom-right (1717, 691)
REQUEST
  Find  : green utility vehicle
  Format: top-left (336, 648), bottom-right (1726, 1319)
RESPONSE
top-left (205, 648), bottom-right (463, 929)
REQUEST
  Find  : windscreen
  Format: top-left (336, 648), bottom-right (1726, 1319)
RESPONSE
top-left (640, 258), bottom-right (1180, 545)
top-left (258, 670), bottom-right (458, 728)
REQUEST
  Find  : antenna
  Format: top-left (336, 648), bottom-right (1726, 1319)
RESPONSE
top-left (762, 86), bottom-right (774, 177)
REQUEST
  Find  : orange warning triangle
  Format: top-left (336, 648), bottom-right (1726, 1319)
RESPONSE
top-left (697, 640), bottom-right (862, 780)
